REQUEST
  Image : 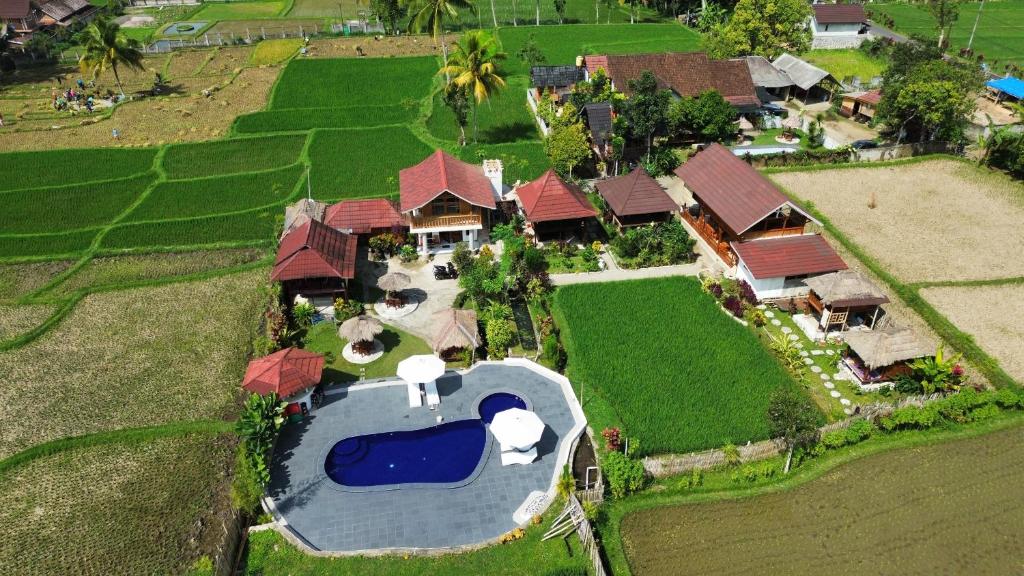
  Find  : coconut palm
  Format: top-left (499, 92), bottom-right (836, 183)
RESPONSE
top-left (78, 17), bottom-right (145, 99)
top-left (438, 29), bottom-right (506, 142)
top-left (404, 0), bottom-right (476, 46)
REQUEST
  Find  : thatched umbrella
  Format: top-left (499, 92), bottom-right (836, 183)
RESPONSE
top-left (339, 315), bottom-right (384, 355)
top-left (737, 116), bottom-right (754, 131)
top-left (377, 271), bottom-right (412, 304)
top-left (782, 113), bottom-right (803, 135)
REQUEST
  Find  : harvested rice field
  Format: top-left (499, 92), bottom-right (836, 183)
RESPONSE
top-left (0, 432), bottom-right (234, 575)
top-left (0, 261), bottom-right (74, 300)
top-left (0, 304), bottom-right (55, 341)
top-left (922, 283), bottom-right (1024, 383)
top-left (0, 270), bottom-right (265, 458)
top-left (621, 424), bottom-right (1024, 576)
top-left (770, 160), bottom-right (1024, 282)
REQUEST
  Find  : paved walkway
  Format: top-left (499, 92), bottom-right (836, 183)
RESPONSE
top-left (356, 253), bottom-right (459, 342)
top-left (268, 362), bottom-right (583, 552)
top-left (549, 256), bottom-right (703, 285)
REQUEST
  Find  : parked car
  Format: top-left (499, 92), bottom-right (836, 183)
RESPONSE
top-left (851, 139), bottom-right (880, 150)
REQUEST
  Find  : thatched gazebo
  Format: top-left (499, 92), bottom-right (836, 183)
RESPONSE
top-left (842, 327), bottom-right (934, 385)
top-left (804, 270), bottom-right (890, 334)
top-left (432, 308), bottom-right (480, 362)
top-left (377, 272), bottom-right (412, 307)
top-left (339, 314), bottom-right (384, 355)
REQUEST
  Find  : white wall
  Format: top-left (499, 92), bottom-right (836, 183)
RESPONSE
top-left (811, 18), bottom-right (862, 37)
top-left (737, 261), bottom-right (813, 301)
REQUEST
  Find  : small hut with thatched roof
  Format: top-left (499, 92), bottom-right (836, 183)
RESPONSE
top-left (339, 314), bottom-right (384, 356)
top-left (432, 308), bottom-right (480, 361)
top-left (804, 270), bottom-right (889, 335)
top-left (842, 327), bottom-right (934, 386)
top-left (377, 271), bottom-right (412, 307)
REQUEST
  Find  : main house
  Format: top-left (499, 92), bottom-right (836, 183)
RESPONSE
top-left (809, 3), bottom-right (869, 49)
top-left (675, 143), bottom-right (847, 300)
top-left (399, 150), bottom-right (503, 254)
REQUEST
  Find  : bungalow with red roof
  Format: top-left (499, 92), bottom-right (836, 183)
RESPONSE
top-left (324, 198), bottom-right (407, 237)
top-left (809, 3), bottom-right (868, 49)
top-left (272, 219), bottom-right (359, 309)
top-left (595, 167), bottom-right (678, 230)
top-left (675, 143), bottom-right (846, 300)
top-left (513, 169), bottom-right (598, 241)
top-left (399, 150), bottom-right (502, 254)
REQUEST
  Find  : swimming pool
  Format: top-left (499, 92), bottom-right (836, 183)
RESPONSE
top-left (323, 392), bottom-right (526, 487)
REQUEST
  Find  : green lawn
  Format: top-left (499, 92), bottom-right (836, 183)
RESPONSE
top-left (191, 1), bottom-right (287, 20)
top-left (553, 277), bottom-right (814, 455)
top-left (302, 321), bottom-right (432, 382)
top-left (803, 49), bottom-right (887, 83)
top-left (871, 1), bottom-right (1024, 69)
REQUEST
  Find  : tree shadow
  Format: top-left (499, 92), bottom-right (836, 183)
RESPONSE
top-left (480, 121), bottom-right (539, 144)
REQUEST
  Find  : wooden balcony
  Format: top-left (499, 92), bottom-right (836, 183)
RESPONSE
top-left (682, 210), bottom-right (737, 267)
top-left (409, 213), bottom-right (483, 230)
top-left (743, 226), bottom-right (806, 241)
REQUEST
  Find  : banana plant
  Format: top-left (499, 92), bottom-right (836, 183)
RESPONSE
top-left (908, 346), bottom-right (963, 394)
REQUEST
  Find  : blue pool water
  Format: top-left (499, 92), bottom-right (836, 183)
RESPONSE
top-left (323, 393), bottom-right (525, 487)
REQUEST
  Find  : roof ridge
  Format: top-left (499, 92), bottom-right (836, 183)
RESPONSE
top-left (436, 149), bottom-right (450, 192)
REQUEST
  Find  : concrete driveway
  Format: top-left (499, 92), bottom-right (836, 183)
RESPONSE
top-left (357, 252), bottom-right (461, 343)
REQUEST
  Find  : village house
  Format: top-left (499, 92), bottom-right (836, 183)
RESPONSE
top-left (399, 150), bottom-right (502, 254)
top-left (595, 167), bottom-right (678, 230)
top-left (771, 53), bottom-right (842, 103)
top-left (271, 219), bottom-right (359, 311)
top-left (323, 198), bottom-right (407, 237)
top-left (675, 143), bottom-right (847, 300)
top-left (839, 89), bottom-right (881, 122)
top-left (809, 3), bottom-right (869, 49)
top-left (0, 0), bottom-right (96, 45)
top-left (513, 169), bottom-right (597, 241)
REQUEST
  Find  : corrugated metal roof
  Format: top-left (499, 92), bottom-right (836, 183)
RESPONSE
top-left (772, 53), bottom-right (833, 91)
top-left (595, 167), bottom-right (678, 217)
top-left (324, 199), bottom-right (406, 234)
top-left (733, 234), bottom-right (847, 279)
top-left (530, 65), bottom-right (585, 88)
top-left (271, 219), bottom-right (358, 282)
top-left (745, 55), bottom-right (794, 89)
top-left (516, 169), bottom-right (597, 223)
top-left (399, 150), bottom-right (496, 213)
top-left (812, 4), bottom-right (866, 24)
top-left (584, 102), bottom-right (613, 147)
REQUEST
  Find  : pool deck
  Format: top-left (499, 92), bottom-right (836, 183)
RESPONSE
top-left (266, 359), bottom-right (586, 553)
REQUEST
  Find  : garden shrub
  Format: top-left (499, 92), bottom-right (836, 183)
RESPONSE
top-left (995, 387), bottom-right (1024, 409)
top-left (821, 430), bottom-right (847, 450)
top-left (485, 318), bottom-right (517, 359)
top-left (451, 242), bottom-right (475, 273)
top-left (399, 245), bottom-right (418, 263)
top-left (333, 298), bottom-right (364, 323)
top-left (368, 233), bottom-right (405, 259)
top-left (602, 427), bottom-right (622, 452)
top-left (291, 302), bottom-right (315, 329)
top-left (603, 450), bottom-right (646, 499)
top-left (610, 220), bottom-right (695, 268)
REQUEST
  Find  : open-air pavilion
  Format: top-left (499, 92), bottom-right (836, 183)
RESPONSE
top-left (242, 347), bottom-right (324, 413)
top-left (338, 314), bottom-right (385, 363)
top-left (799, 270), bottom-right (890, 339)
top-left (432, 308), bottom-right (480, 361)
top-left (595, 167), bottom-right (678, 230)
top-left (842, 327), bottom-right (933, 387)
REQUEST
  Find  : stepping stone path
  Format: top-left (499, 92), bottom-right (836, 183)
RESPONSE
top-left (811, 350), bottom-right (823, 356)
top-left (771, 319), bottom-right (782, 326)
top-left (823, 382), bottom-right (835, 389)
top-left (820, 373), bottom-right (831, 381)
top-left (780, 326), bottom-right (792, 334)
top-left (788, 334), bottom-right (799, 341)
top-left (830, 391), bottom-right (842, 398)
top-left (795, 342), bottom-right (804, 348)
top-left (803, 358), bottom-right (814, 365)
top-left (764, 310), bottom-right (774, 317)
top-left (757, 304), bottom-right (768, 311)
top-left (826, 350), bottom-right (836, 355)
top-left (810, 366), bottom-right (822, 373)
top-left (840, 398), bottom-right (851, 406)
top-left (844, 408), bottom-right (854, 415)
top-left (800, 351), bottom-right (809, 357)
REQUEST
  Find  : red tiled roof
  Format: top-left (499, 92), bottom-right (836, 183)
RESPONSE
top-left (399, 150), bottom-right (496, 213)
top-left (590, 52), bottom-right (760, 108)
top-left (242, 347), bottom-right (324, 398)
top-left (516, 170), bottom-right (597, 223)
top-left (857, 89), bottom-right (881, 105)
top-left (595, 167), bottom-right (678, 217)
top-left (271, 219), bottom-right (358, 282)
top-left (324, 199), bottom-right (406, 234)
top-left (584, 55), bottom-right (609, 77)
top-left (733, 235), bottom-right (847, 279)
top-left (812, 3), bottom-right (867, 24)
top-left (675, 143), bottom-right (811, 236)
top-left (0, 0), bottom-right (29, 18)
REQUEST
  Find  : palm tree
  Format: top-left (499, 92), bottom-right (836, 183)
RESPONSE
top-left (404, 0), bottom-right (476, 48)
top-left (438, 29), bottom-right (506, 142)
top-left (78, 17), bottom-right (145, 99)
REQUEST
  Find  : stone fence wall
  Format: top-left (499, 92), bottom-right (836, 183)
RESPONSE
top-left (643, 393), bottom-right (944, 478)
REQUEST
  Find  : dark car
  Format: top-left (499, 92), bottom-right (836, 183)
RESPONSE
top-left (851, 139), bottom-right (880, 149)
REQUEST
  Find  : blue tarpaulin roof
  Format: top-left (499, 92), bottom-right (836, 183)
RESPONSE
top-left (986, 76), bottom-right (1024, 99)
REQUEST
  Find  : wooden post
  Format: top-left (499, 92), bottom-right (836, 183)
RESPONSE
top-left (871, 306), bottom-right (880, 329)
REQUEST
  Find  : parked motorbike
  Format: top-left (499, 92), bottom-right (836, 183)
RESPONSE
top-left (433, 262), bottom-right (459, 280)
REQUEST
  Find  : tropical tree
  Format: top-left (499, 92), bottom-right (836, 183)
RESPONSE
top-left (667, 89), bottom-right (737, 142)
top-left (438, 29), bottom-right (507, 142)
top-left (78, 17), bottom-right (145, 98)
top-left (554, 0), bottom-right (566, 23)
top-left (623, 70), bottom-right (671, 157)
top-left (929, 0), bottom-right (960, 49)
top-left (404, 0), bottom-right (476, 51)
top-left (767, 386), bottom-right (819, 474)
top-left (908, 346), bottom-right (963, 394)
top-left (703, 0), bottom-right (812, 59)
top-left (442, 82), bottom-right (470, 145)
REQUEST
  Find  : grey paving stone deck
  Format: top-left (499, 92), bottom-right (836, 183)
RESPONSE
top-left (268, 363), bottom-right (581, 552)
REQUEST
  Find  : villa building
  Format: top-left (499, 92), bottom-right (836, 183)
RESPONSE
top-left (675, 143), bottom-right (847, 300)
top-left (809, 3), bottom-right (868, 49)
top-left (513, 169), bottom-right (597, 241)
top-left (271, 219), bottom-right (359, 308)
top-left (324, 198), bottom-right (407, 237)
top-left (399, 150), bottom-right (502, 254)
top-left (595, 167), bottom-right (678, 230)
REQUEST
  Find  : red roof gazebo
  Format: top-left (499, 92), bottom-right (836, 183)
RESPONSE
top-left (242, 347), bottom-right (325, 398)
top-left (515, 169), bottom-right (597, 240)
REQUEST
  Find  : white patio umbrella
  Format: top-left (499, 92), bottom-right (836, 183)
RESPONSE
top-left (397, 354), bottom-right (446, 407)
top-left (490, 408), bottom-right (546, 452)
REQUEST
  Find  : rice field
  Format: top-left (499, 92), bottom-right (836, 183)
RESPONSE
top-left (0, 270), bottom-right (265, 458)
top-left (922, 283), bottom-right (1024, 383)
top-left (0, 230), bottom-right (98, 261)
top-left (769, 160), bottom-right (1024, 283)
top-left (308, 127), bottom-right (434, 200)
top-left (232, 104), bottom-right (419, 133)
top-left (428, 75), bottom-right (537, 144)
top-left (553, 277), bottom-right (808, 455)
top-left (620, 424), bottom-right (1024, 575)
top-left (803, 49), bottom-right (887, 83)
top-left (0, 148), bottom-right (156, 192)
top-left (268, 56), bottom-right (437, 110)
top-left (0, 432), bottom-right (235, 576)
top-left (3, 174), bottom-right (157, 234)
top-left (0, 304), bottom-right (55, 341)
top-left (459, 140), bottom-right (550, 184)
top-left (102, 210), bottom-right (279, 251)
top-left (161, 133), bottom-right (308, 178)
top-left (0, 261), bottom-right (74, 300)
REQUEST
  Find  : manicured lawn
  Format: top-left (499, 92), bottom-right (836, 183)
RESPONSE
top-left (0, 147), bottom-right (156, 191)
top-left (161, 133), bottom-right (308, 179)
top-left (242, 512), bottom-right (589, 575)
top-left (553, 277), bottom-right (811, 455)
top-left (191, 1), bottom-right (287, 20)
top-left (3, 173), bottom-right (156, 234)
top-left (126, 163), bottom-right (304, 221)
top-left (803, 49), bottom-right (887, 83)
top-left (302, 321), bottom-right (432, 382)
top-left (308, 127), bottom-right (434, 201)
top-left (268, 56), bottom-right (437, 110)
top-left (871, 1), bottom-right (1024, 68)
top-left (618, 423), bottom-right (1024, 576)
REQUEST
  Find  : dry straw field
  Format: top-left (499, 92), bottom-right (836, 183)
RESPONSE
top-left (770, 160), bottom-right (1024, 283)
top-left (921, 283), bottom-right (1024, 382)
top-left (621, 425), bottom-right (1024, 576)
